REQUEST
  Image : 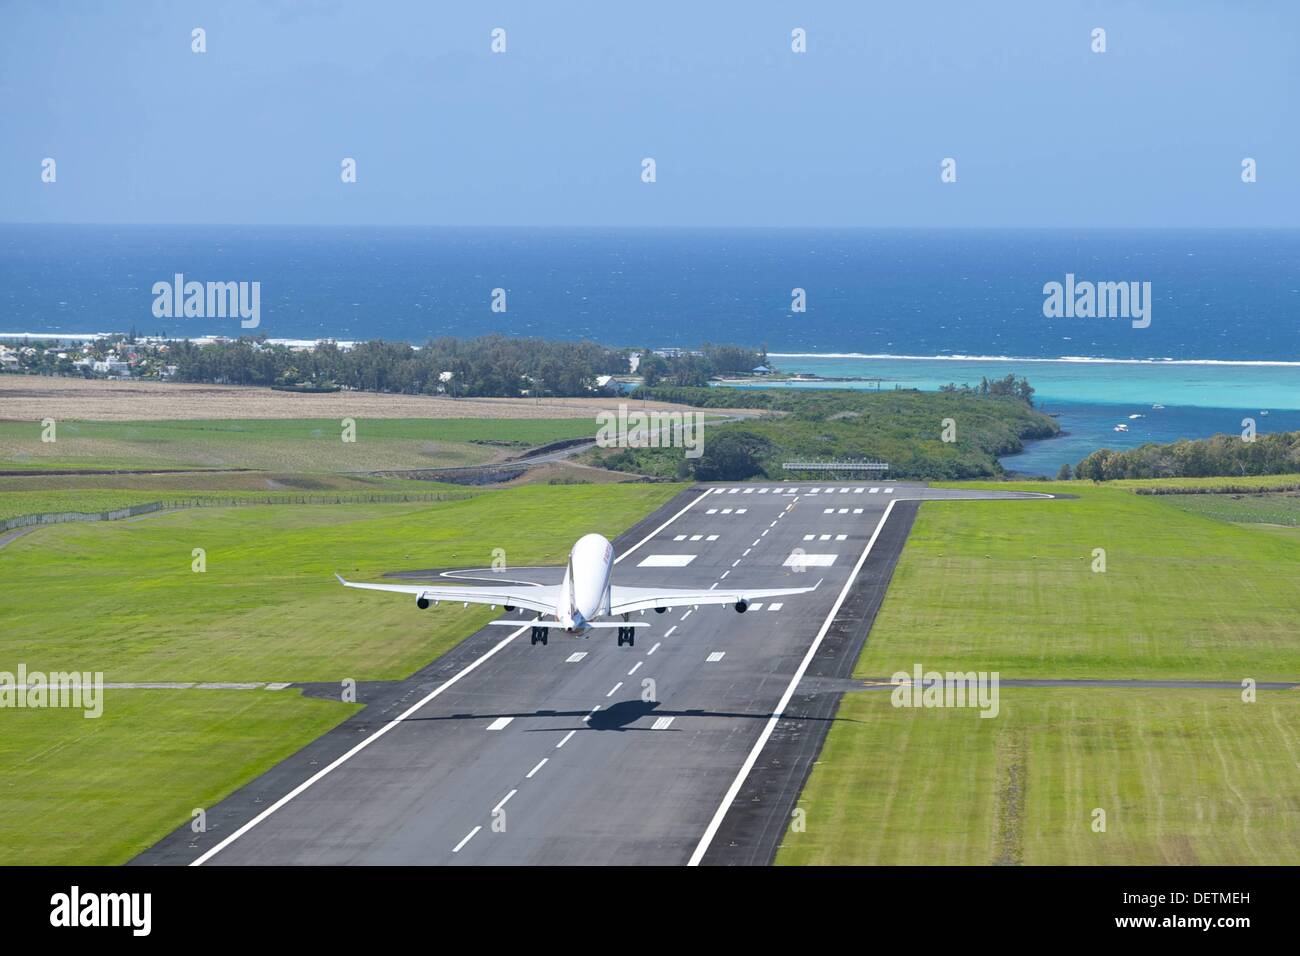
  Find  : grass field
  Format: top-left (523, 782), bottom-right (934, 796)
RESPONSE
top-left (778, 479), bottom-right (1300, 865)
top-left (854, 482), bottom-right (1300, 681)
top-left (777, 689), bottom-right (1300, 866)
top-left (0, 482), bottom-right (681, 864)
top-left (0, 691), bottom-right (357, 866)
top-left (0, 417), bottom-right (599, 472)
top-left (1157, 492), bottom-right (1300, 526)
top-left (0, 483), bottom-right (679, 681)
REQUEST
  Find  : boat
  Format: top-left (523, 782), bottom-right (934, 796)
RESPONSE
top-left (1128, 414), bottom-right (1143, 419)
top-left (1114, 423), bottom-right (1129, 432)
top-left (1152, 404), bottom-right (1164, 410)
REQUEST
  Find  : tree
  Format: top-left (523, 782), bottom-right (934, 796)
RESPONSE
top-left (691, 430), bottom-right (772, 481)
top-left (1056, 463), bottom-right (1072, 481)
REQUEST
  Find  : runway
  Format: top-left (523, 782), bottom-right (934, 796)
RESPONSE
top-left (135, 481), bottom-right (1053, 866)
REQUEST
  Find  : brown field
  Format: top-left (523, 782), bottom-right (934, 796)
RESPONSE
top-left (0, 376), bottom-right (732, 422)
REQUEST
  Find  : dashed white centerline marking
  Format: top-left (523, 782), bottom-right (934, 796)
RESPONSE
top-left (682, 609), bottom-right (693, 620)
top-left (556, 730), bottom-right (577, 749)
top-left (720, 570), bottom-right (730, 580)
top-left (648, 642), bottom-right (662, 655)
top-left (752, 539), bottom-right (761, 547)
top-left (582, 705), bottom-right (600, 722)
top-left (486, 717), bottom-right (514, 731)
top-left (628, 661), bottom-right (643, 676)
top-left (453, 826), bottom-right (481, 853)
top-left (743, 548), bottom-right (751, 556)
top-left (731, 559), bottom-right (741, 568)
top-left (664, 627), bottom-right (677, 638)
top-left (526, 759), bottom-right (548, 779)
top-left (493, 789), bottom-right (517, 814)
top-left (606, 682), bottom-right (623, 697)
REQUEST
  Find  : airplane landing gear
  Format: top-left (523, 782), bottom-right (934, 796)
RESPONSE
top-left (530, 626), bottom-right (549, 646)
top-left (616, 626), bottom-right (635, 647)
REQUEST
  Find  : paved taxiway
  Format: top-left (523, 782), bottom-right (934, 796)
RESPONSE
top-left (136, 482), bottom-right (1052, 866)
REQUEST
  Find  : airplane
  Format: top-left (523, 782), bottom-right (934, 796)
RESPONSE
top-left (335, 532), bottom-right (821, 647)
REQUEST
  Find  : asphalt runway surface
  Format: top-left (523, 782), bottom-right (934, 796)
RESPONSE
top-left (136, 481), bottom-right (1054, 866)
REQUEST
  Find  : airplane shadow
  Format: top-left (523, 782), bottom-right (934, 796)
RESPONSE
top-left (405, 698), bottom-right (856, 732)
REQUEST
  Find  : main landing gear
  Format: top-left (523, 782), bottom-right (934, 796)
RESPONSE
top-left (530, 626), bottom-right (549, 646)
top-left (616, 626), bottom-right (636, 647)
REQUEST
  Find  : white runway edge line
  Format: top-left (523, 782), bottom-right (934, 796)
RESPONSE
top-left (686, 498), bottom-right (898, 867)
top-left (686, 489), bottom-right (1057, 866)
top-left (190, 486), bottom-right (713, 866)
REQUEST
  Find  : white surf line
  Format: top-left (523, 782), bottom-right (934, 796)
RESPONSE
top-left (687, 499), bottom-right (898, 867)
top-left (452, 826), bottom-right (481, 853)
top-left (526, 758), bottom-right (548, 779)
top-left (492, 789), bottom-right (517, 814)
top-left (556, 730), bottom-right (577, 749)
top-left (191, 486), bottom-right (712, 866)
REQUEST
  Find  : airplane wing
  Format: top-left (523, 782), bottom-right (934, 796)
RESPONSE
top-left (334, 574), bottom-right (560, 616)
top-left (607, 579), bottom-right (822, 615)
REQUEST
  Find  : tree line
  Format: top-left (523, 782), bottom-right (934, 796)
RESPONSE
top-left (1067, 430), bottom-right (1300, 481)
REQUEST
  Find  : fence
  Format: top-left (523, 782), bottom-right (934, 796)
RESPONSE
top-left (0, 491), bottom-right (472, 533)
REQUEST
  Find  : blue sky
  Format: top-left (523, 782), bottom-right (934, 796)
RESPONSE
top-left (2, 0), bottom-right (1296, 226)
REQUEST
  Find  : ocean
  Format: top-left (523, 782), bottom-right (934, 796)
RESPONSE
top-left (2, 225), bottom-right (1297, 474)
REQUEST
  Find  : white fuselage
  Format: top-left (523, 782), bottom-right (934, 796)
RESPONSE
top-left (556, 532), bottom-right (615, 633)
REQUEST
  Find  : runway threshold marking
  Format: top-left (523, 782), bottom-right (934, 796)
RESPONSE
top-left (687, 498), bottom-right (898, 867)
top-left (189, 486), bottom-right (712, 866)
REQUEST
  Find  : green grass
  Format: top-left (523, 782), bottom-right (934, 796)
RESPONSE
top-left (0, 417), bottom-right (598, 472)
top-left (777, 688), bottom-right (1300, 866)
top-left (856, 482), bottom-right (1300, 681)
top-left (0, 481), bottom-right (681, 864)
top-left (0, 483), bottom-right (680, 681)
top-left (779, 478), bottom-right (1300, 865)
top-left (0, 690), bottom-right (357, 865)
top-left (1156, 492), bottom-right (1300, 526)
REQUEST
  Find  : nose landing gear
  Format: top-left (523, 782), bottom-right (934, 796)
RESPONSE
top-left (530, 626), bottom-right (549, 646)
top-left (616, 627), bottom-right (636, 647)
